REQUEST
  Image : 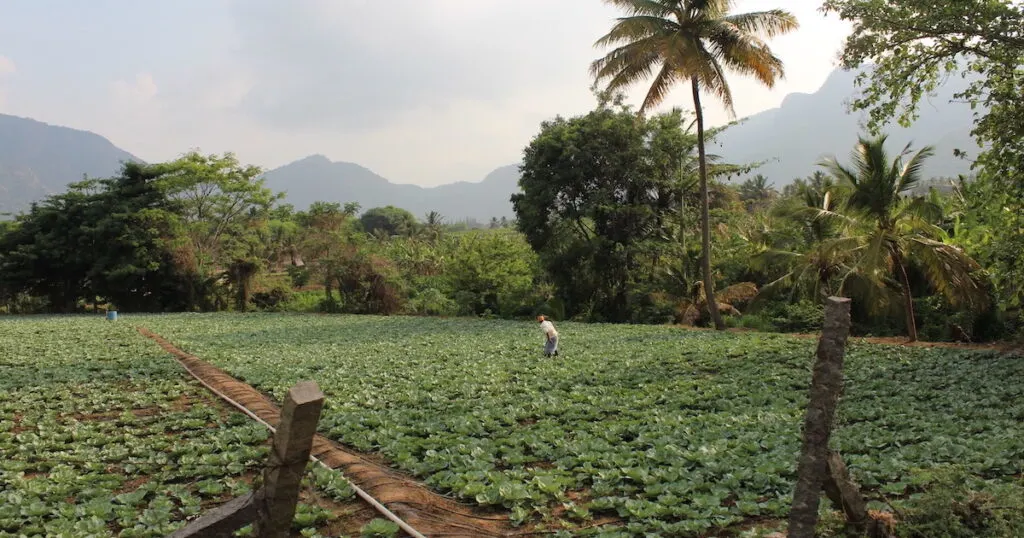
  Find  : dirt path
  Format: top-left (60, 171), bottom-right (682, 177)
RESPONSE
top-left (137, 327), bottom-right (518, 538)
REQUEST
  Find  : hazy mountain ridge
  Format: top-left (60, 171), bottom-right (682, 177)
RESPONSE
top-left (713, 69), bottom-right (980, 186)
top-left (260, 156), bottom-right (521, 220)
top-left (1, 67), bottom-right (980, 218)
top-left (0, 114), bottom-right (141, 214)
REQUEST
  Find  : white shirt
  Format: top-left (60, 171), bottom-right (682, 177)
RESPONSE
top-left (540, 320), bottom-right (558, 338)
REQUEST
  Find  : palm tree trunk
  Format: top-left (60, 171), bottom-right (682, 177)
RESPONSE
top-left (892, 249), bottom-right (918, 342)
top-left (691, 77), bottom-right (725, 330)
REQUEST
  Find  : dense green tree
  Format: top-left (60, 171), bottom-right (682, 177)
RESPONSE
top-left (0, 162), bottom-right (197, 312)
top-left (513, 98), bottom-right (695, 321)
top-left (360, 206), bottom-right (419, 237)
top-left (447, 230), bottom-right (540, 317)
top-left (0, 191), bottom-right (96, 312)
top-left (591, 0), bottom-right (798, 330)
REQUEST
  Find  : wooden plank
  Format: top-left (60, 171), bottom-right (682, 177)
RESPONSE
top-left (167, 490), bottom-right (259, 538)
top-left (255, 381), bottom-right (325, 538)
top-left (787, 297), bottom-right (852, 538)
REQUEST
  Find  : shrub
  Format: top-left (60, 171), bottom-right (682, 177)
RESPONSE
top-left (286, 265), bottom-right (311, 288)
top-left (250, 286), bottom-right (292, 311)
top-left (280, 290), bottom-right (327, 313)
top-left (737, 300), bottom-right (825, 333)
top-left (891, 466), bottom-right (1024, 538)
top-left (407, 288), bottom-right (458, 316)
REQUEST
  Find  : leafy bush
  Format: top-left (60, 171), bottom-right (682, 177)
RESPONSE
top-left (250, 287), bottom-right (292, 312)
top-left (407, 288), bottom-right (458, 316)
top-left (891, 466), bottom-right (1024, 538)
top-left (630, 292), bottom-right (678, 324)
top-left (736, 300), bottom-right (824, 333)
top-left (280, 290), bottom-right (327, 313)
top-left (915, 295), bottom-right (1008, 343)
top-left (287, 265), bottom-right (311, 288)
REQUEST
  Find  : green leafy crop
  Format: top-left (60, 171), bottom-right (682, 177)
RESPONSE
top-left (0, 317), bottom-right (356, 537)
top-left (139, 313), bottom-right (1024, 535)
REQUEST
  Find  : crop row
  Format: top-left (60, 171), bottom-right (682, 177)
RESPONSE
top-left (140, 313), bottom-right (1024, 535)
top-left (0, 317), bottom-right (388, 538)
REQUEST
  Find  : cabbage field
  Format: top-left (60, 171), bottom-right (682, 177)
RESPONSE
top-left (134, 313), bottom-right (1024, 536)
top-left (3, 313), bottom-right (1022, 537)
top-left (0, 317), bottom-right (386, 538)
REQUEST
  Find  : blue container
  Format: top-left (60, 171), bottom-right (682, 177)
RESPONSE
top-left (106, 310), bottom-right (118, 321)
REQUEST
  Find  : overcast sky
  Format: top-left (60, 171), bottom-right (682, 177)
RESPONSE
top-left (0, 0), bottom-right (850, 186)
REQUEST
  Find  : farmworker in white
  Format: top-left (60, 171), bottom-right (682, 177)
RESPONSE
top-left (537, 315), bottom-right (559, 357)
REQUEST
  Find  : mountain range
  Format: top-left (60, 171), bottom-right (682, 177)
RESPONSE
top-left (259, 157), bottom-right (520, 221)
top-left (0, 68), bottom-right (981, 220)
top-left (0, 114), bottom-right (140, 214)
top-left (713, 68), bottom-right (979, 185)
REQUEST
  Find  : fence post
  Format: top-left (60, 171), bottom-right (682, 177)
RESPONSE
top-left (787, 297), bottom-right (852, 538)
top-left (255, 381), bottom-right (325, 538)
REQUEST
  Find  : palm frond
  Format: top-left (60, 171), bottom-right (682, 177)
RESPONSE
top-left (706, 21), bottom-right (786, 88)
top-left (722, 9), bottom-right (799, 38)
top-left (602, 0), bottom-right (678, 18)
top-left (642, 63), bottom-right (682, 112)
top-left (818, 156), bottom-right (861, 188)
top-left (896, 143), bottom-right (935, 194)
top-left (594, 15), bottom-right (679, 48)
top-left (698, 53), bottom-right (736, 114)
top-left (591, 39), bottom-right (665, 92)
top-left (907, 236), bottom-right (989, 311)
top-left (898, 196), bottom-right (944, 227)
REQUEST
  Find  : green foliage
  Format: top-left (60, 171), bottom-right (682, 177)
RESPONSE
top-left (737, 300), bottom-right (824, 334)
top-left (407, 288), bottom-right (459, 316)
top-left (591, 0), bottom-right (799, 332)
top-left (447, 230), bottom-right (541, 317)
top-left (0, 317), bottom-right (355, 536)
top-left (890, 467), bottom-right (1024, 538)
top-left (822, 0), bottom-right (1024, 327)
top-left (513, 101), bottom-right (704, 322)
top-left (359, 206), bottom-right (419, 237)
top-left (144, 314), bottom-right (1024, 535)
top-left (360, 518), bottom-right (400, 538)
top-left (819, 135), bottom-right (989, 341)
top-left (279, 290), bottom-right (327, 313)
top-left (250, 286), bottom-right (293, 312)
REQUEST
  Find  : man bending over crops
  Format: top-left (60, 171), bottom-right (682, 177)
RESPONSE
top-left (538, 315), bottom-right (559, 357)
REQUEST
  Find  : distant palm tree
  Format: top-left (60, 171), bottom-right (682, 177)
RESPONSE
top-left (753, 179), bottom-right (850, 302)
top-left (739, 174), bottom-right (778, 209)
top-left (591, 0), bottom-right (798, 330)
top-left (821, 135), bottom-right (989, 341)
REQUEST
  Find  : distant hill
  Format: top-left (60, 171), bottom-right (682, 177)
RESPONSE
top-left (1, 67), bottom-right (980, 218)
top-left (260, 156), bottom-right (521, 221)
top-left (0, 114), bottom-right (140, 214)
top-left (713, 68), bottom-right (980, 186)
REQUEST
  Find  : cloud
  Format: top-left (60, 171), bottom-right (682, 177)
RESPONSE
top-left (0, 55), bottom-right (14, 77)
top-left (111, 72), bottom-right (158, 103)
top-left (224, 0), bottom-right (614, 133)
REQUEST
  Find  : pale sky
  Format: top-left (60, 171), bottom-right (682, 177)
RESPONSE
top-left (0, 0), bottom-right (850, 186)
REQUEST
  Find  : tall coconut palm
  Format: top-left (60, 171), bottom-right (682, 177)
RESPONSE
top-left (821, 135), bottom-right (989, 341)
top-left (591, 0), bottom-right (798, 329)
